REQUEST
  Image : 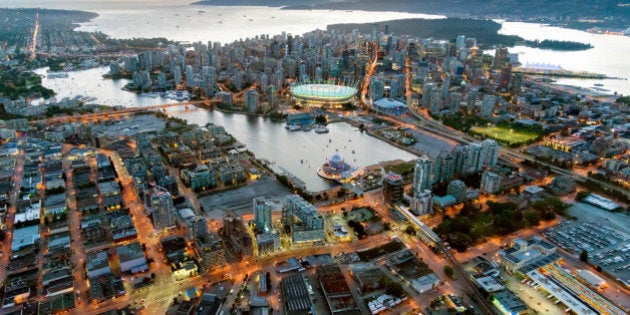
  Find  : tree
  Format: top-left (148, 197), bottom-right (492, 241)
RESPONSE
top-left (385, 281), bottom-right (405, 298)
top-left (315, 114), bottom-right (327, 125)
top-left (443, 265), bottom-right (455, 278)
top-left (576, 191), bottom-right (590, 201)
top-left (404, 225), bottom-right (416, 235)
top-left (580, 250), bottom-right (588, 262)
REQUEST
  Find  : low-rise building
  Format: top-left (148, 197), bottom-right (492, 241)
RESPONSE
top-left (498, 237), bottom-right (559, 274)
top-left (316, 265), bottom-right (361, 315)
top-left (86, 251), bottom-right (111, 279)
top-left (116, 242), bottom-right (148, 274)
top-left (98, 180), bottom-right (122, 210)
top-left (281, 272), bottom-right (315, 315)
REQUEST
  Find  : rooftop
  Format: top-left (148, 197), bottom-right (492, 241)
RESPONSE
top-left (116, 242), bottom-right (145, 263)
top-left (492, 290), bottom-right (528, 313)
top-left (98, 180), bottom-right (120, 196)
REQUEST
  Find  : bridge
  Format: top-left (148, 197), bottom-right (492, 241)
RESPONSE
top-left (33, 99), bottom-right (222, 125)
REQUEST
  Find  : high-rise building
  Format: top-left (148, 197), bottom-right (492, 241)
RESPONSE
top-left (195, 234), bottom-right (227, 272)
top-left (413, 155), bottom-right (434, 194)
top-left (466, 142), bottom-right (485, 174)
top-left (448, 92), bottom-right (462, 112)
top-left (370, 78), bottom-right (384, 101)
top-left (480, 94), bottom-right (495, 118)
top-left (382, 172), bottom-right (404, 204)
top-left (433, 151), bottom-right (455, 183)
top-left (480, 171), bottom-right (501, 194)
top-left (371, 23), bottom-right (378, 43)
top-left (245, 89), bottom-right (259, 113)
top-left (482, 139), bottom-right (499, 167)
top-left (492, 45), bottom-right (509, 70)
top-left (428, 85), bottom-right (442, 115)
top-left (151, 188), bottom-right (175, 230)
top-left (456, 35), bottom-right (466, 51)
top-left (447, 180), bottom-right (467, 203)
top-left (253, 197), bottom-right (272, 233)
top-left (282, 195), bottom-right (324, 245)
top-left (187, 215), bottom-right (208, 240)
top-left (411, 189), bottom-right (433, 215)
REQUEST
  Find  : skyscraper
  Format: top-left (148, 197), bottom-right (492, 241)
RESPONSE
top-left (371, 23), bottom-right (378, 43)
top-left (151, 187), bottom-right (175, 230)
top-left (411, 189), bottom-right (433, 216)
top-left (480, 94), bottom-right (495, 118)
top-left (447, 180), bottom-right (467, 203)
top-left (187, 215), bottom-right (208, 240)
top-left (245, 89), bottom-right (259, 113)
top-left (413, 155), bottom-right (434, 194)
top-left (253, 197), bottom-right (272, 233)
top-left (482, 139), bottom-right (499, 167)
top-left (370, 78), bottom-right (384, 101)
top-left (480, 171), bottom-right (501, 194)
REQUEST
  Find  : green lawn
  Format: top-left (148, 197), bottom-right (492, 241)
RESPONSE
top-left (471, 126), bottom-right (539, 146)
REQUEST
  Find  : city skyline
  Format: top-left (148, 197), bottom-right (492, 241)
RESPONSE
top-left (0, 2), bottom-right (629, 315)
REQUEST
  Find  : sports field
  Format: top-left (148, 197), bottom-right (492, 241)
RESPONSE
top-left (471, 125), bottom-right (539, 146)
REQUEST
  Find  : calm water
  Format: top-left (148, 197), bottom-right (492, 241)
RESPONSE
top-left (495, 21), bottom-right (630, 96)
top-left (164, 108), bottom-right (417, 191)
top-left (34, 66), bottom-right (416, 191)
top-left (34, 67), bottom-right (178, 107)
top-left (3, 0), bottom-right (444, 44)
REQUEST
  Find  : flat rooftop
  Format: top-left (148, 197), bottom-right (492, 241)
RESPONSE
top-left (116, 242), bottom-right (145, 263)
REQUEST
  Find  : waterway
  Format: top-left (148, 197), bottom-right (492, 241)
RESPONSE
top-left (34, 66), bottom-right (416, 191)
top-left (2, 0), bottom-right (444, 44)
top-left (164, 108), bottom-right (417, 191)
top-left (494, 21), bottom-right (630, 96)
top-left (34, 67), bottom-right (179, 107)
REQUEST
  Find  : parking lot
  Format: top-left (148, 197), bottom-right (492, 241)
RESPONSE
top-left (542, 220), bottom-right (630, 283)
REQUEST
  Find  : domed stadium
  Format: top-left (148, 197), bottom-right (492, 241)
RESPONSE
top-left (290, 83), bottom-right (357, 107)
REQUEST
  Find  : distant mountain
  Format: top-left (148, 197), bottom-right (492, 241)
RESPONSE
top-left (191, 0), bottom-right (325, 6)
top-left (327, 18), bottom-right (522, 47)
top-left (283, 0), bottom-right (630, 30)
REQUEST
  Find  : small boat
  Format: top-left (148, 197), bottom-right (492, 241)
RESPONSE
top-left (198, 10), bottom-right (205, 13)
top-left (594, 83), bottom-right (604, 87)
top-left (271, 16), bottom-right (275, 19)
top-left (218, 21), bottom-right (223, 24)
top-left (315, 125), bottom-right (329, 134)
top-left (286, 124), bottom-right (301, 131)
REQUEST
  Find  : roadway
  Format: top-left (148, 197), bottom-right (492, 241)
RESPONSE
top-left (61, 144), bottom-right (94, 308)
top-left (0, 136), bottom-right (26, 283)
top-left (34, 99), bottom-right (221, 126)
